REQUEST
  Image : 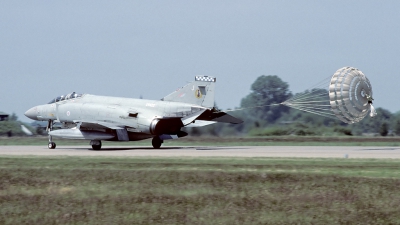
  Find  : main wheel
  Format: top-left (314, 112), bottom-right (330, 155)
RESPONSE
top-left (91, 140), bottom-right (102, 150)
top-left (152, 137), bottom-right (163, 149)
top-left (92, 144), bottom-right (102, 150)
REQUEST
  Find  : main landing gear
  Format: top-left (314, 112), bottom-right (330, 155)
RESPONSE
top-left (152, 136), bottom-right (163, 149)
top-left (47, 120), bottom-right (56, 149)
top-left (90, 140), bottom-right (102, 150)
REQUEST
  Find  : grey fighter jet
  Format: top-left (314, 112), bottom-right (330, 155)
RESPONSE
top-left (25, 76), bottom-right (242, 150)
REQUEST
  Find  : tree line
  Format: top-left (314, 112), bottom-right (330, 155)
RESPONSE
top-left (0, 113), bottom-right (36, 136)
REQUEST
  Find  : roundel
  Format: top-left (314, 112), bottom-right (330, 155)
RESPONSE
top-left (194, 89), bottom-right (202, 99)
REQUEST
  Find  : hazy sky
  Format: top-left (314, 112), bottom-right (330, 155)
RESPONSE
top-left (1, 1), bottom-right (399, 122)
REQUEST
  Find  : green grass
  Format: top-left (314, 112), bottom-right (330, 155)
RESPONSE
top-left (2, 156), bottom-right (400, 224)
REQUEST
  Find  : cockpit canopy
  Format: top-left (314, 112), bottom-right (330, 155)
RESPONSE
top-left (48, 92), bottom-right (83, 104)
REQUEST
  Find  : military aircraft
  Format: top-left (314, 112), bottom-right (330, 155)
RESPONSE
top-left (24, 76), bottom-right (242, 150)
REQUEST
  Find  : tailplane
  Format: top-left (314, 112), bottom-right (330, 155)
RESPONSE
top-left (162, 76), bottom-right (216, 108)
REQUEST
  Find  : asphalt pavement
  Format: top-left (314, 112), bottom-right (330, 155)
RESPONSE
top-left (1, 145), bottom-right (400, 158)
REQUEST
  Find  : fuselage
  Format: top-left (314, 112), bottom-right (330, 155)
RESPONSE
top-left (25, 94), bottom-right (206, 136)
top-left (24, 76), bottom-right (242, 150)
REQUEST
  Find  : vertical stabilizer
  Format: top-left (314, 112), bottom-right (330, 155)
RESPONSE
top-left (162, 76), bottom-right (216, 108)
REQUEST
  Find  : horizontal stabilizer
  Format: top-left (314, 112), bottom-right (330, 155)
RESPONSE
top-left (183, 110), bottom-right (242, 127)
top-left (210, 113), bottom-right (243, 124)
top-left (185, 120), bottom-right (217, 127)
top-left (196, 110), bottom-right (243, 124)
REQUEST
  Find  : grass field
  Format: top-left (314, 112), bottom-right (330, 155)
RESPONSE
top-left (1, 156), bottom-right (400, 224)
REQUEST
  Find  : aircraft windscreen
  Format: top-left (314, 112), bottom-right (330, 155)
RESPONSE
top-left (48, 92), bottom-right (83, 104)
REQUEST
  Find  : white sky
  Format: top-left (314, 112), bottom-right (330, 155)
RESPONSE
top-left (1, 1), bottom-right (399, 122)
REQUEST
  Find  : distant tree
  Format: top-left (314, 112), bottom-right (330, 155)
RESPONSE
top-left (350, 107), bottom-right (392, 134)
top-left (394, 119), bottom-right (400, 136)
top-left (380, 123), bottom-right (389, 136)
top-left (0, 114), bottom-right (37, 136)
top-left (0, 121), bottom-right (22, 136)
top-left (378, 108), bottom-right (392, 120)
top-left (241, 75), bottom-right (292, 123)
top-left (9, 113), bottom-right (18, 121)
top-left (36, 126), bottom-right (45, 135)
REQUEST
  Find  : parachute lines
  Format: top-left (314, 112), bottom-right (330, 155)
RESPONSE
top-left (225, 66), bottom-right (374, 124)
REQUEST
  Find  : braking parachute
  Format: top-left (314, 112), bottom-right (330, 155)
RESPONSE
top-left (281, 67), bottom-right (376, 124)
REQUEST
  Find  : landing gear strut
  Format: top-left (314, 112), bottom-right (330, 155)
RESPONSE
top-left (47, 120), bottom-right (56, 149)
top-left (152, 136), bottom-right (163, 149)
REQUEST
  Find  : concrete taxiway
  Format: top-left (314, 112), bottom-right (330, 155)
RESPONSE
top-left (0, 145), bottom-right (400, 158)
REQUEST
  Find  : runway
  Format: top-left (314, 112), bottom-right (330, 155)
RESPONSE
top-left (1, 145), bottom-right (400, 158)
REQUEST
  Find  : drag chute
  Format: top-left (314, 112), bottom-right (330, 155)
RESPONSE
top-left (282, 67), bottom-right (375, 124)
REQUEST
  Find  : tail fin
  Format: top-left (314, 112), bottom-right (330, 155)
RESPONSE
top-left (162, 76), bottom-right (216, 108)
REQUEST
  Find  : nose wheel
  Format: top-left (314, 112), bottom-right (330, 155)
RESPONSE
top-left (48, 142), bottom-right (56, 149)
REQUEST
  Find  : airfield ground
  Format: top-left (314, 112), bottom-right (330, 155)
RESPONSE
top-left (1, 145), bottom-right (400, 158)
top-left (1, 137), bottom-right (400, 224)
top-left (2, 136), bottom-right (400, 147)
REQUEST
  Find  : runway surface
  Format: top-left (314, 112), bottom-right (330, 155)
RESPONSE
top-left (1, 145), bottom-right (400, 158)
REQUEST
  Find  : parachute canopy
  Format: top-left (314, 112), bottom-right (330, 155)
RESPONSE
top-left (329, 67), bottom-right (373, 123)
top-left (282, 67), bottom-right (374, 124)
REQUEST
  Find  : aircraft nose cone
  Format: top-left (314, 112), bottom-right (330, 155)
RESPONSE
top-left (24, 107), bottom-right (37, 120)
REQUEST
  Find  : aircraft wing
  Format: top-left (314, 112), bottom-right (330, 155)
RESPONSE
top-left (73, 120), bottom-right (130, 141)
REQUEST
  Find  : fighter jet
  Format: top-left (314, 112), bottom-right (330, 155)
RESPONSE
top-left (25, 76), bottom-right (242, 150)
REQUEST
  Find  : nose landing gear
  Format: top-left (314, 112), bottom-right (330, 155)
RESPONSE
top-left (48, 142), bottom-right (56, 149)
top-left (47, 120), bottom-right (56, 149)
